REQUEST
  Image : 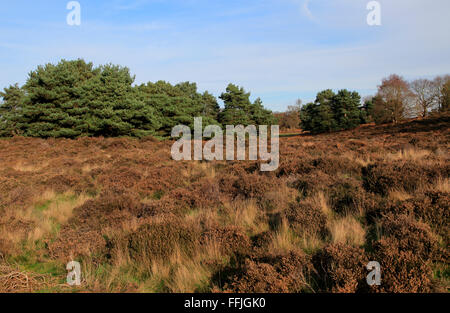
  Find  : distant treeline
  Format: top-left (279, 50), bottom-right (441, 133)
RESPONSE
top-left (1, 59), bottom-right (449, 138)
top-left (278, 74), bottom-right (450, 133)
top-left (0, 59), bottom-right (275, 138)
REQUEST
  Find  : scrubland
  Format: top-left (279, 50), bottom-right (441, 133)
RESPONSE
top-left (0, 115), bottom-right (448, 293)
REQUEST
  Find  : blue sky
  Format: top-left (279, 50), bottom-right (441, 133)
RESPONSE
top-left (1, 0), bottom-right (449, 111)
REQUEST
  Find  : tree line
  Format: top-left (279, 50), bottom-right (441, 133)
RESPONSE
top-left (1, 59), bottom-right (449, 138)
top-left (0, 59), bottom-right (275, 138)
top-left (280, 74), bottom-right (449, 133)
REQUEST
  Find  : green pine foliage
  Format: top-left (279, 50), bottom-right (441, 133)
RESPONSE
top-left (0, 83), bottom-right (25, 136)
top-left (0, 59), bottom-right (276, 138)
top-left (219, 84), bottom-right (276, 126)
top-left (300, 89), bottom-right (365, 133)
top-left (1, 59), bottom-right (162, 138)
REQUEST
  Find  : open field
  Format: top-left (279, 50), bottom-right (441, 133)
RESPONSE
top-left (0, 115), bottom-right (448, 293)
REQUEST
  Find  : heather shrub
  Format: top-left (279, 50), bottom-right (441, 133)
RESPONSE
top-left (48, 227), bottom-right (106, 261)
top-left (225, 259), bottom-right (290, 293)
top-left (312, 243), bottom-right (368, 293)
top-left (329, 179), bottom-right (363, 215)
top-left (223, 251), bottom-right (312, 293)
top-left (370, 238), bottom-right (434, 293)
top-left (419, 192), bottom-right (450, 243)
top-left (0, 239), bottom-right (14, 258)
top-left (378, 214), bottom-right (439, 261)
top-left (311, 156), bottom-right (360, 176)
top-left (284, 201), bottom-right (329, 239)
top-left (289, 171), bottom-right (334, 197)
top-left (69, 190), bottom-right (143, 229)
top-left (187, 178), bottom-right (221, 209)
top-left (48, 191), bottom-right (145, 261)
top-left (45, 174), bottom-right (81, 194)
top-left (370, 192), bottom-right (449, 243)
top-left (362, 162), bottom-right (448, 195)
top-left (97, 166), bottom-right (142, 190)
top-left (366, 214), bottom-right (440, 292)
top-left (277, 156), bottom-right (315, 177)
top-left (137, 165), bottom-right (183, 195)
top-left (250, 231), bottom-right (273, 254)
top-left (200, 226), bottom-right (251, 255)
top-left (233, 172), bottom-right (276, 200)
top-left (126, 220), bottom-right (200, 262)
top-left (256, 250), bottom-right (314, 292)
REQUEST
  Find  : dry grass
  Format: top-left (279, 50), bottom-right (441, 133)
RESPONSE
top-left (42, 193), bottom-right (92, 225)
top-left (329, 216), bottom-right (366, 247)
top-left (298, 232), bottom-right (324, 253)
top-left (11, 161), bottom-right (48, 172)
top-left (223, 199), bottom-right (263, 233)
top-left (0, 190), bottom-right (93, 245)
top-left (389, 189), bottom-right (413, 201)
top-left (342, 151), bottom-right (372, 167)
top-left (81, 163), bottom-right (102, 173)
top-left (386, 148), bottom-right (431, 161)
top-left (433, 177), bottom-right (450, 193)
top-left (268, 219), bottom-right (295, 254)
top-left (307, 191), bottom-right (332, 218)
top-left (181, 162), bottom-right (216, 180)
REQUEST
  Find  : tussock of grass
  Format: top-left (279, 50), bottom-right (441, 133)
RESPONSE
top-left (329, 216), bottom-right (366, 247)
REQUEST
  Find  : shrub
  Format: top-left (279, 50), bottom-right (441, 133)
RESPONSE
top-left (219, 167), bottom-right (276, 201)
top-left (289, 171), bottom-right (334, 197)
top-left (126, 220), bottom-right (200, 262)
top-left (369, 192), bottom-right (449, 244)
top-left (69, 190), bottom-right (143, 229)
top-left (312, 243), bottom-right (368, 293)
top-left (378, 214), bottom-right (439, 261)
top-left (329, 180), bottom-right (362, 215)
top-left (362, 162), bottom-right (448, 195)
top-left (371, 238), bottom-right (434, 293)
top-left (48, 227), bottom-right (106, 261)
top-left (200, 226), bottom-right (251, 255)
top-left (223, 251), bottom-right (312, 293)
top-left (367, 214), bottom-right (439, 293)
top-left (284, 201), bottom-right (329, 239)
top-left (311, 156), bottom-right (360, 176)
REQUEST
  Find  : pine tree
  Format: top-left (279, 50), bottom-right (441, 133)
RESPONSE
top-left (5, 59), bottom-right (161, 138)
top-left (0, 84), bottom-right (26, 136)
top-left (218, 84), bottom-right (274, 127)
top-left (331, 89), bottom-right (362, 130)
top-left (219, 84), bottom-right (254, 126)
top-left (300, 89), bottom-right (363, 133)
top-left (251, 97), bottom-right (276, 125)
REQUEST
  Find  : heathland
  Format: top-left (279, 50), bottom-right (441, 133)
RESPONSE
top-left (0, 114), bottom-right (448, 292)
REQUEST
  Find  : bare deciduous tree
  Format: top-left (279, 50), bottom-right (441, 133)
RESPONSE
top-left (276, 101), bottom-right (302, 130)
top-left (410, 79), bottom-right (436, 117)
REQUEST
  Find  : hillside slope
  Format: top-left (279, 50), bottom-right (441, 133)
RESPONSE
top-left (0, 115), bottom-right (448, 293)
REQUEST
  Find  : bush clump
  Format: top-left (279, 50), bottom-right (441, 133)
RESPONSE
top-left (362, 162), bottom-right (447, 195)
top-left (223, 251), bottom-right (313, 293)
top-left (200, 226), bottom-right (251, 255)
top-left (126, 220), bottom-right (200, 262)
top-left (284, 201), bottom-right (330, 239)
top-left (312, 243), bottom-right (368, 293)
top-left (368, 214), bottom-right (439, 293)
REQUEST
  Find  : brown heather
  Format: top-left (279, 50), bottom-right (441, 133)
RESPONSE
top-left (0, 114), bottom-right (448, 292)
